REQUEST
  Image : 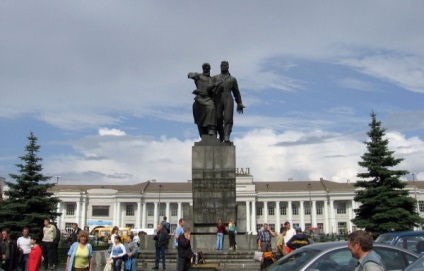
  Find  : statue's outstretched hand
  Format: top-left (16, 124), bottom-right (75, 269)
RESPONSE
top-left (237, 103), bottom-right (245, 114)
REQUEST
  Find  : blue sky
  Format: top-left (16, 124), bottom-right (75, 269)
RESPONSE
top-left (1, 1), bottom-right (423, 184)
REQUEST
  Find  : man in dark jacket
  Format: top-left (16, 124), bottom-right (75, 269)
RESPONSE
top-left (69, 223), bottom-right (82, 245)
top-left (153, 224), bottom-right (167, 270)
top-left (287, 227), bottom-right (310, 251)
top-left (1, 228), bottom-right (18, 271)
top-left (177, 227), bottom-right (193, 271)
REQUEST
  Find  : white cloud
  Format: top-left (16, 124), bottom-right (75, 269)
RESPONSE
top-left (43, 128), bottom-right (424, 185)
top-left (98, 128), bottom-right (126, 136)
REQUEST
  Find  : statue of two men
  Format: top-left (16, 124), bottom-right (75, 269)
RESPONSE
top-left (188, 61), bottom-right (245, 142)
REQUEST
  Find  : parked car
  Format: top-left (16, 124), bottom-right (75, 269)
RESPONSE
top-left (375, 230), bottom-right (424, 254)
top-left (265, 241), bottom-right (419, 271)
top-left (404, 254), bottom-right (424, 271)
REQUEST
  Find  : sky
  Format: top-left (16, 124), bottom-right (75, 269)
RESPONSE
top-left (1, 1), bottom-right (423, 185)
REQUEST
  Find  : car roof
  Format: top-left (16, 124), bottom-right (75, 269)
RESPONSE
top-left (378, 231), bottom-right (424, 237)
top-left (293, 241), bottom-right (419, 256)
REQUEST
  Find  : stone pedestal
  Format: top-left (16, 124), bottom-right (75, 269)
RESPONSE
top-left (192, 136), bottom-right (237, 233)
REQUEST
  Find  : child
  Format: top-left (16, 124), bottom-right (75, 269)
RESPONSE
top-left (27, 236), bottom-right (43, 271)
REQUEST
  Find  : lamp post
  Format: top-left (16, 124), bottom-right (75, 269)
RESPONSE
top-left (55, 176), bottom-right (61, 183)
top-left (308, 183), bottom-right (312, 227)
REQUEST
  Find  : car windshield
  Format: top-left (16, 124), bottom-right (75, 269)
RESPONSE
top-left (404, 255), bottom-right (424, 271)
top-left (266, 249), bottom-right (321, 271)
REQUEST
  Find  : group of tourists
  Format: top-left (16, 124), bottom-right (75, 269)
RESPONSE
top-left (256, 221), bottom-right (311, 270)
top-left (106, 226), bottom-right (138, 271)
top-left (0, 219), bottom-right (85, 271)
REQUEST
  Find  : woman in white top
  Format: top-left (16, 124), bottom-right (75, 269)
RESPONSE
top-left (109, 235), bottom-right (126, 271)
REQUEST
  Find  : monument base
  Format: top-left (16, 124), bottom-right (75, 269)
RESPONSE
top-left (192, 135), bottom-right (237, 233)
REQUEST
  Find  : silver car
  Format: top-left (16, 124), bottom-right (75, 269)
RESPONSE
top-left (265, 242), bottom-right (419, 271)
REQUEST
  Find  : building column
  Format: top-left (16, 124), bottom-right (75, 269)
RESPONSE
top-left (324, 200), bottom-right (329, 233)
top-left (348, 200), bottom-right (355, 232)
top-left (166, 202), bottom-right (170, 220)
top-left (251, 200), bottom-right (257, 234)
top-left (246, 201), bottom-right (251, 233)
top-left (275, 201), bottom-right (280, 230)
top-left (312, 200), bottom-right (317, 227)
top-left (263, 201), bottom-right (268, 224)
top-left (142, 203), bottom-right (147, 228)
top-left (287, 201), bottom-right (293, 223)
top-left (81, 193), bottom-right (87, 228)
top-left (76, 200), bottom-right (81, 227)
top-left (153, 202), bottom-right (158, 226)
top-left (329, 200), bottom-right (335, 233)
top-left (300, 201), bottom-right (305, 229)
top-left (56, 202), bottom-right (62, 228)
top-left (136, 202), bottom-right (142, 228)
top-left (177, 202), bottom-right (182, 219)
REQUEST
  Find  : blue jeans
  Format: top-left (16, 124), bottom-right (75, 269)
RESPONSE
top-left (113, 258), bottom-right (123, 271)
top-left (154, 245), bottom-right (166, 268)
top-left (216, 233), bottom-right (223, 250)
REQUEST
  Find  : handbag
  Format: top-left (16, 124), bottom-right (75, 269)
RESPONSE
top-left (103, 259), bottom-right (113, 271)
top-left (254, 251), bottom-right (263, 262)
top-left (125, 258), bottom-right (132, 271)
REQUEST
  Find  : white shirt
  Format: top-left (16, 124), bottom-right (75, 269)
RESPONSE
top-left (17, 236), bottom-right (32, 254)
top-left (284, 228), bottom-right (296, 244)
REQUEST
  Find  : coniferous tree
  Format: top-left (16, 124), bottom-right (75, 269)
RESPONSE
top-left (0, 132), bottom-right (61, 239)
top-left (352, 112), bottom-right (423, 238)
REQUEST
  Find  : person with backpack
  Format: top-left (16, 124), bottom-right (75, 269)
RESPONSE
top-left (160, 216), bottom-right (171, 249)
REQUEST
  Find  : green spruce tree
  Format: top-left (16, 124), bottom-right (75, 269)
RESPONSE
top-left (352, 112), bottom-right (423, 238)
top-left (0, 132), bottom-right (61, 239)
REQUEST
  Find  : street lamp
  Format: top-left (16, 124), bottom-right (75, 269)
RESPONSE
top-left (55, 176), bottom-right (61, 183)
top-left (308, 183), bottom-right (312, 227)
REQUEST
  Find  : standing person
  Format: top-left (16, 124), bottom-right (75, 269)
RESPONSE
top-left (275, 227), bottom-right (287, 258)
top-left (212, 60), bottom-right (245, 142)
top-left (109, 236), bottom-right (126, 271)
top-left (109, 226), bottom-right (119, 246)
top-left (153, 224), bottom-right (167, 270)
top-left (51, 223), bottom-right (60, 269)
top-left (17, 227), bottom-right (32, 271)
top-left (228, 219), bottom-right (237, 251)
top-left (42, 219), bottom-right (56, 270)
top-left (69, 223), bottom-right (81, 246)
top-left (177, 227), bottom-right (193, 271)
top-left (27, 236), bottom-right (43, 271)
top-left (257, 223), bottom-right (277, 252)
top-left (348, 230), bottom-right (386, 271)
top-left (215, 220), bottom-right (225, 251)
top-left (161, 216), bottom-right (171, 249)
top-left (174, 218), bottom-right (185, 271)
top-left (65, 230), bottom-right (93, 271)
top-left (283, 222), bottom-right (296, 254)
top-left (1, 228), bottom-right (18, 271)
top-left (124, 235), bottom-right (138, 271)
top-left (287, 228), bottom-right (310, 251)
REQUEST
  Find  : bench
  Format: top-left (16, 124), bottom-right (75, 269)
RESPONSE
top-left (190, 263), bottom-right (220, 270)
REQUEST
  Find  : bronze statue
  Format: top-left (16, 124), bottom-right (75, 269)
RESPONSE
top-left (213, 61), bottom-right (245, 142)
top-left (188, 63), bottom-right (220, 137)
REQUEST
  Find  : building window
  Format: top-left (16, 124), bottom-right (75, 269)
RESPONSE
top-left (269, 224), bottom-right (275, 231)
top-left (419, 201), bottom-right (424, 212)
top-left (171, 224), bottom-right (177, 233)
top-left (268, 206), bottom-right (275, 216)
top-left (171, 207), bottom-right (178, 217)
top-left (317, 223), bottom-right (324, 231)
top-left (305, 223), bottom-right (311, 228)
top-left (66, 203), bottom-right (76, 216)
top-left (316, 203), bottom-right (323, 215)
top-left (92, 206), bottom-right (109, 217)
top-left (159, 207), bottom-right (165, 217)
top-left (304, 203), bottom-right (311, 215)
top-left (126, 223), bottom-right (134, 229)
top-left (280, 204), bottom-right (287, 215)
top-left (292, 204), bottom-right (298, 215)
top-left (337, 202), bottom-right (346, 214)
top-left (147, 224), bottom-right (154, 228)
top-left (64, 223), bottom-right (74, 233)
top-left (293, 223), bottom-right (299, 229)
top-left (256, 206), bottom-right (263, 216)
top-left (147, 206), bottom-right (154, 216)
top-left (126, 204), bottom-right (134, 216)
top-left (256, 224), bottom-right (263, 232)
top-left (338, 222), bottom-right (347, 234)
